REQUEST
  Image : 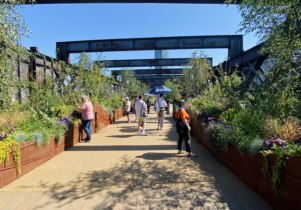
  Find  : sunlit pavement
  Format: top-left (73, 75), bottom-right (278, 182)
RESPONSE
top-left (0, 111), bottom-right (271, 209)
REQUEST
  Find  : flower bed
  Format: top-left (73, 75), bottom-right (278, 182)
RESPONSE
top-left (0, 104), bottom-right (122, 189)
top-left (173, 108), bottom-right (301, 210)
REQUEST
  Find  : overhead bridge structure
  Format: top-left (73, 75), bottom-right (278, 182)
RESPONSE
top-left (56, 35), bottom-right (243, 64)
top-left (111, 68), bottom-right (184, 75)
top-left (26, 0), bottom-right (239, 4)
top-left (111, 68), bottom-right (185, 87)
top-left (101, 58), bottom-right (212, 68)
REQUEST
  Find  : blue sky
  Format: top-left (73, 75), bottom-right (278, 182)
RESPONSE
top-left (19, 3), bottom-right (259, 68)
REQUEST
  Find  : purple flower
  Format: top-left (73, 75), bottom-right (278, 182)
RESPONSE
top-left (0, 133), bottom-right (8, 141)
top-left (264, 138), bottom-right (288, 150)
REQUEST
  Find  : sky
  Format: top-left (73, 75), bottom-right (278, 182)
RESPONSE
top-left (18, 3), bottom-right (259, 69)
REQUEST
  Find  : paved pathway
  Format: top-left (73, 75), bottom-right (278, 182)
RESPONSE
top-left (0, 111), bottom-right (271, 210)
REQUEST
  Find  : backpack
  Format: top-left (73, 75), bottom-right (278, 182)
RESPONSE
top-left (176, 111), bottom-right (182, 133)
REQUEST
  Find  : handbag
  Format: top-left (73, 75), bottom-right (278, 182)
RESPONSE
top-left (140, 102), bottom-right (148, 117)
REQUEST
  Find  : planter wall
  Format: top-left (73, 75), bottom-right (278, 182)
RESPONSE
top-left (118, 106), bottom-right (124, 119)
top-left (173, 105), bottom-right (301, 210)
top-left (0, 104), bottom-right (123, 189)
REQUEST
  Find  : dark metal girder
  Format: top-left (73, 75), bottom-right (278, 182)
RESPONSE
top-left (26, 0), bottom-right (240, 4)
top-left (57, 35), bottom-right (243, 63)
top-left (136, 75), bottom-right (180, 80)
top-left (104, 58), bottom-right (189, 68)
top-left (103, 58), bottom-right (212, 68)
top-left (111, 68), bottom-right (183, 76)
top-left (229, 44), bottom-right (266, 68)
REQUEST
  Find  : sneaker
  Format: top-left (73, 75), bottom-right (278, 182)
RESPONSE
top-left (127, 121), bottom-right (131, 124)
top-left (161, 128), bottom-right (164, 130)
top-left (187, 153), bottom-right (197, 157)
top-left (157, 127), bottom-right (160, 130)
top-left (141, 131), bottom-right (147, 136)
top-left (139, 130), bottom-right (142, 136)
top-left (85, 138), bottom-right (91, 143)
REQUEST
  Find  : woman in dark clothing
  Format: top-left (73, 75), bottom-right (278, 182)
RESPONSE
top-left (176, 100), bottom-right (197, 157)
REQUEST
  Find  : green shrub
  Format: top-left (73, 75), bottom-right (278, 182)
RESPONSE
top-left (32, 132), bottom-right (43, 145)
top-left (249, 139), bottom-right (265, 155)
top-left (15, 133), bottom-right (26, 143)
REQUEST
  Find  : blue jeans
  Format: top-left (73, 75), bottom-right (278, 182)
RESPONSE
top-left (82, 119), bottom-right (92, 139)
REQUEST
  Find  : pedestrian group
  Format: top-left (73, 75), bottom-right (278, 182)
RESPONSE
top-left (75, 94), bottom-right (196, 157)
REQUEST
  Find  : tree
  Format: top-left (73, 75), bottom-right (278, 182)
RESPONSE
top-left (165, 51), bottom-right (215, 101)
top-left (0, 0), bottom-right (34, 110)
top-left (227, 0), bottom-right (301, 118)
top-left (118, 69), bottom-right (150, 99)
top-left (164, 79), bottom-right (181, 103)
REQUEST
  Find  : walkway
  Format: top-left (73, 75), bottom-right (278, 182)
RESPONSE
top-left (0, 112), bottom-right (271, 210)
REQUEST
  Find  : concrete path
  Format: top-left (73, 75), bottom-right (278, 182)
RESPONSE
top-left (0, 111), bottom-right (271, 210)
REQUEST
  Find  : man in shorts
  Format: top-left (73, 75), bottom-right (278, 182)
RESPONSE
top-left (135, 95), bottom-right (147, 136)
top-left (125, 97), bottom-right (131, 123)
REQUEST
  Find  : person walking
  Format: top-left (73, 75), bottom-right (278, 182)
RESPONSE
top-left (176, 100), bottom-right (197, 157)
top-left (146, 98), bottom-right (151, 114)
top-left (155, 94), bottom-right (167, 130)
top-left (76, 95), bottom-right (94, 143)
top-left (125, 97), bottom-right (131, 123)
top-left (133, 98), bottom-right (138, 122)
top-left (135, 95), bottom-right (148, 136)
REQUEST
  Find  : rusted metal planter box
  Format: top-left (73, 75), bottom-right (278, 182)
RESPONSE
top-left (173, 105), bottom-right (301, 210)
top-left (0, 104), bottom-right (122, 189)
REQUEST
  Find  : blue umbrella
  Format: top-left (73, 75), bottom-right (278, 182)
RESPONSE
top-left (142, 93), bottom-right (152, 97)
top-left (149, 86), bottom-right (172, 94)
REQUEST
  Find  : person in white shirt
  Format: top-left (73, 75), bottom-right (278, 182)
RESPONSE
top-left (125, 97), bottom-right (131, 124)
top-left (135, 95), bottom-right (148, 136)
top-left (155, 94), bottom-right (168, 130)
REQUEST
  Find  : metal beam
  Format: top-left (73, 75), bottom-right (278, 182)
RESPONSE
top-left (103, 58), bottom-right (212, 68)
top-left (111, 68), bottom-right (184, 75)
top-left (229, 44), bottom-right (266, 68)
top-left (136, 75), bottom-right (180, 80)
top-left (57, 35), bottom-right (243, 63)
top-left (103, 58), bottom-right (189, 68)
top-left (26, 0), bottom-right (240, 4)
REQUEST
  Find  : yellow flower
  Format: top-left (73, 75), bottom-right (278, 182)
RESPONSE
top-left (226, 111), bottom-right (228, 113)
top-left (63, 106), bottom-right (66, 109)
top-left (22, 133), bottom-right (25, 135)
top-left (15, 133), bottom-right (18, 135)
top-left (231, 108), bottom-right (234, 112)
top-left (64, 111), bottom-right (67, 114)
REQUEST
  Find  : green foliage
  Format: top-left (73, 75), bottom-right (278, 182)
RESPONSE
top-left (117, 69), bottom-right (150, 99)
top-left (10, 141), bottom-right (21, 174)
top-left (15, 133), bottom-right (26, 143)
top-left (262, 150), bottom-right (273, 179)
top-left (228, 0), bottom-right (301, 119)
top-left (0, 0), bottom-right (34, 110)
top-left (31, 132), bottom-right (43, 145)
top-left (249, 139), bottom-right (265, 155)
top-left (206, 123), bottom-right (245, 151)
top-left (0, 140), bottom-right (10, 163)
top-left (164, 79), bottom-right (181, 103)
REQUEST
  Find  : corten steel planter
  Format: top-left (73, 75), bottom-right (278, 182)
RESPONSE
top-left (118, 106), bottom-right (124, 119)
top-left (0, 136), bottom-right (67, 189)
top-left (175, 111), bottom-right (301, 210)
top-left (0, 104), bottom-right (112, 189)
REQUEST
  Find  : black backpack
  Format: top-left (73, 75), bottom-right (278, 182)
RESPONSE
top-left (176, 112), bottom-right (182, 133)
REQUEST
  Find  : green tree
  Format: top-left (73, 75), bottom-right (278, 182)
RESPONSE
top-left (228, 0), bottom-right (301, 118)
top-left (178, 52), bottom-right (214, 99)
top-left (118, 69), bottom-right (150, 99)
top-left (164, 79), bottom-right (181, 103)
top-left (0, 0), bottom-right (34, 110)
